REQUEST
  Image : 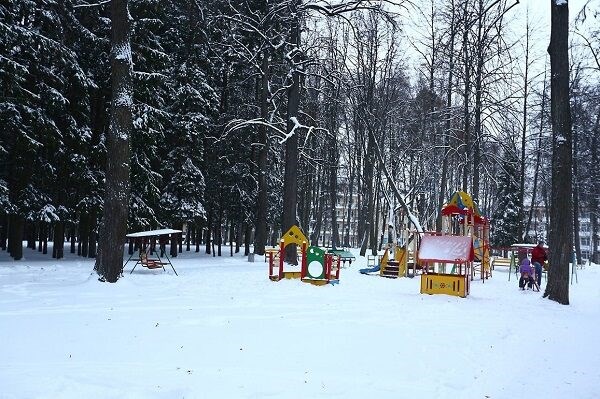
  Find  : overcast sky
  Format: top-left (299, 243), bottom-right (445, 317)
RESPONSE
top-left (519, 0), bottom-right (592, 37)
top-left (515, 0), bottom-right (598, 76)
top-left (397, 0), bottom-right (599, 88)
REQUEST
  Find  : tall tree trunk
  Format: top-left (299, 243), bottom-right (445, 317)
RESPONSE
top-left (371, 175), bottom-right (381, 255)
top-left (345, 163), bottom-right (355, 247)
top-left (0, 213), bottom-right (7, 251)
top-left (70, 223), bottom-right (76, 254)
top-left (311, 171), bottom-right (324, 246)
top-left (186, 223), bottom-right (191, 251)
top-left (95, 0), bottom-right (132, 283)
top-left (235, 219), bottom-right (241, 254)
top-left (7, 215), bottom-right (13, 256)
top-left (244, 222), bottom-right (251, 256)
top-left (525, 70), bottom-right (548, 238)
top-left (329, 143), bottom-right (339, 250)
top-left (9, 215), bottom-right (25, 260)
top-left (88, 209), bottom-right (97, 258)
top-left (572, 94), bottom-right (582, 265)
top-left (356, 130), bottom-right (365, 247)
top-left (205, 212), bottom-right (212, 255)
top-left (282, 2), bottom-right (300, 264)
top-left (254, 51), bottom-right (269, 256)
top-left (195, 220), bottom-right (201, 253)
top-left (171, 223), bottom-right (180, 258)
top-left (519, 13), bottom-right (531, 241)
top-left (41, 222), bottom-right (48, 254)
top-left (52, 221), bottom-right (65, 259)
top-left (437, 0), bottom-right (456, 232)
top-left (80, 213), bottom-right (89, 257)
top-left (8, 214), bottom-right (24, 260)
top-left (461, 0), bottom-right (471, 193)
top-left (178, 224), bottom-right (183, 254)
top-left (26, 221), bottom-right (35, 249)
top-left (544, 0), bottom-right (572, 305)
top-left (217, 208), bottom-right (223, 257)
top-left (590, 115), bottom-right (599, 263)
top-left (472, 0), bottom-right (483, 204)
top-left (359, 129), bottom-right (376, 257)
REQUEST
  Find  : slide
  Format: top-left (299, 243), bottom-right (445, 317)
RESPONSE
top-left (359, 264), bottom-right (380, 274)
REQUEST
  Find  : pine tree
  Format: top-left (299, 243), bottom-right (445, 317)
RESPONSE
top-left (72, 0), bottom-right (111, 258)
top-left (127, 0), bottom-right (172, 231)
top-left (0, 1), bottom-right (94, 259)
top-left (159, 0), bottom-right (218, 236)
top-left (491, 147), bottom-right (521, 248)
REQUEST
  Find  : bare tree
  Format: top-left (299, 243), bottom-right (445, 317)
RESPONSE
top-left (518, 9), bottom-right (533, 241)
top-left (436, 0), bottom-right (459, 231)
top-left (282, 0), bottom-right (302, 263)
top-left (591, 114), bottom-right (600, 263)
top-left (524, 68), bottom-right (549, 239)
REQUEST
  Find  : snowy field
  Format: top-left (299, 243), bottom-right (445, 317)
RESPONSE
top-left (1, 245), bottom-right (599, 399)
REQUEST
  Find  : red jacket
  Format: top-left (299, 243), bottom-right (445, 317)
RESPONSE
top-left (531, 246), bottom-right (547, 266)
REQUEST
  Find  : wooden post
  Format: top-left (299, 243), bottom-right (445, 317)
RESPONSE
top-left (300, 241), bottom-right (307, 279)
top-left (279, 239), bottom-right (285, 280)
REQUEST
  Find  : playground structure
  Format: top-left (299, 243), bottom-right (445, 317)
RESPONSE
top-left (419, 191), bottom-right (491, 298)
top-left (268, 225), bottom-right (341, 286)
top-left (360, 245), bottom-right (410, 278)
top-left (440, 191), bottom-right (491, 281)
top-left (358, 206), bottom-right (420, 279)
top-left (122, 228), bottom-right (182, 275)
top-left (419, 235), bottom-right (473, 298)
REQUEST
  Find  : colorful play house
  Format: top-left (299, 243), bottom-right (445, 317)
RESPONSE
top-left (419, 192), bottom-right (490, 298)
top-left (268, 225), bottom-right (340, 286)
top-left (419, 235), bottom-right (474, 298)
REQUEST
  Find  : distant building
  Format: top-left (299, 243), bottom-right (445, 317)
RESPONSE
top-left (315, 175), bottom-right (359, 248)
top-left (523, 205), bottom-right (598, 260)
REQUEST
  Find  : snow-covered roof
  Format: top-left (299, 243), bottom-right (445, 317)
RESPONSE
top-left (418, 235), bottom-right (474, 263)
top-left (512, 243), bottom-right (548, 249)
top-left (126, 229), bottom-right (182, 238)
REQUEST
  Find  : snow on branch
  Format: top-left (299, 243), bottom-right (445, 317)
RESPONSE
top-left (113, 42), bottom-right (132, 63)
top-left (367, 129), bottom-right (424, 236)
top-left (73, 0), bottom-right (110, 8)
top-left (281, 116), bottom-right (303, 144)
top-left (281, 116), bottom-right (328, 146)
top-left (303, 0), bottom-right (408, 17)
top-left (224, 118), bottom-right (287, 141)
top-left (224, 117), bottom-right (326, 148)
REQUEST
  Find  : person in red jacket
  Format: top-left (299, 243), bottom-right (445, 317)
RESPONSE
top-left (531, 241), bottom-right (548, 286)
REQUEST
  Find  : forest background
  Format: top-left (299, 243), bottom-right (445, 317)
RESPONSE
top-left (1, 0), bottom-right (598, 266)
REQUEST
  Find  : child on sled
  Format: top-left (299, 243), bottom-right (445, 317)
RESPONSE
top-left (519, 258), bottom-right (536, 291)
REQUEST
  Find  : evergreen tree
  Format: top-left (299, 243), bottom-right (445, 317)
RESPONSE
top-left (127, 0), bottom-right (172, 230)
top-left (0, 0), bottom-right (93, 259)
top-left (72, 0), bottom-right (111, 258)
top-left (159, 0), bottom-right (218, 235)
top-left (491, 147), bottom-right (521, 248)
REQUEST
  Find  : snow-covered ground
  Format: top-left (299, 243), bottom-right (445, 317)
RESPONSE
top-left (1, 245), bottom-right (599, 399)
